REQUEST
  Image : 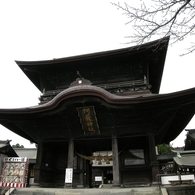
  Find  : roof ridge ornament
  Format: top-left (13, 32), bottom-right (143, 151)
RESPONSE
top-left (69, 71), bottom-right (92, 87)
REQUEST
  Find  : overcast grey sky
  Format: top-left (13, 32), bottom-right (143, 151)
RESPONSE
top-left (0, 0), bottom-right (194, 148)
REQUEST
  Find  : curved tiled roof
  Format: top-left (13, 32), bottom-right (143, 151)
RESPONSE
top-left (15, 37), bottom-right (170, 94)
top-left (0, 85), bottom-right (195, 114)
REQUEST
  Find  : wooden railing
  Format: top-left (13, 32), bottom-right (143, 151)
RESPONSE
top-left (39, 79), bottom-right (151, 103)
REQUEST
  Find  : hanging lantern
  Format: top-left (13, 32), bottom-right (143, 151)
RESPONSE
top-left (97, 156), bottom-right (102, 165)
top-left (98, 159), bottom-right (102, 165)
top-left (90, 160), bottom-right (93, 164)
top-left (106, 159), bottom-right (110, 164)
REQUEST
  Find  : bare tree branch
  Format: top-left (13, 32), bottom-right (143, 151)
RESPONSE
top-left (112, 0), bottom-right (195, 55)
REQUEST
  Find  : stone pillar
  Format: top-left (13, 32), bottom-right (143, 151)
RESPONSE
top-left (34, 142), bottom-right (43, 185)
top-left (112, 136), bottom-right (120, 187)
top-left (148, 133), bottom-right (159, 183)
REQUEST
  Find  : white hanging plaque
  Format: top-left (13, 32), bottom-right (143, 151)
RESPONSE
top-left (65, 168), bottom-right (73, 183)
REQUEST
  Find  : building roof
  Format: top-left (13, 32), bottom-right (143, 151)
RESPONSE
top-left (173, 154), bottom-right (195, 168)
top-left (15, 37), bottom-right (169, 94)
top-left (157, 153), bottom-right (176, 162)
top-left (186, 129), bottom-right (195, 142)
top-left (184, 129), bottom-right (195, 150)
top-left (0, 140), bottom-right (18, 157)
top-left (1, 37), bottom-right (195, 150)
top-left (14, 148), bottom-right (37, 163)
top-left (14, 148), bottom-right (37, 160)
top-left (0, 85), bottom-right (195, 148)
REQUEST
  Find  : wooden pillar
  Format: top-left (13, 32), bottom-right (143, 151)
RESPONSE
top-left (79, 152), bottom-right (84, 187)
top-left (34, 142), bottom-right (43, 184)
top-left (67, 139), bottom-right (74, 168)
top-left (148, 133), bottom-right (159, 183)
top-left (112, 136), bottom-right (120, 187)
top-left (65, 139), bottom-right (74, 188)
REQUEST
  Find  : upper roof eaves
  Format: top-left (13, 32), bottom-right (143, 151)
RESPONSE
top-left (15, 36), bottom-right (170, 66)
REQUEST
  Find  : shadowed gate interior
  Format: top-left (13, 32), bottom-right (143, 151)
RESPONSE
top-left (38, 135), bottom-right (150, 188)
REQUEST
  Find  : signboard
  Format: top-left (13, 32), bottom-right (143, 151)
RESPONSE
top-left (4, 157), bottom-right (28, 163)
top-left (65, 168), bottom-right (73, 183)
top-left (0, 157), bottom-right (29, 188)
top-left (95, 176), bottom-right (102, 181)
top-left (77, 106), bottom-right (100, 135)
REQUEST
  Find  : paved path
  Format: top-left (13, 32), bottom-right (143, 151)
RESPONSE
top-left (12, 186), bottom-right (162, 195)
